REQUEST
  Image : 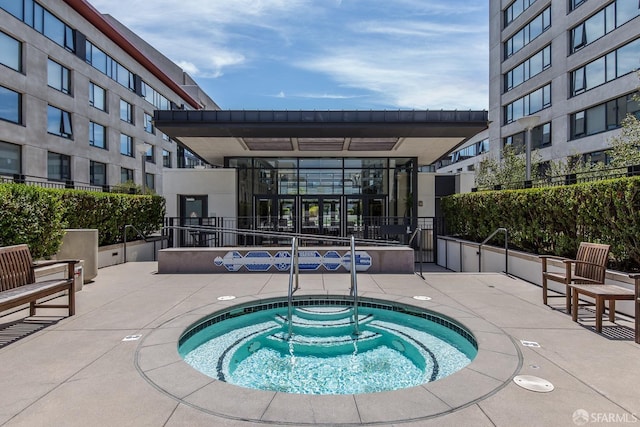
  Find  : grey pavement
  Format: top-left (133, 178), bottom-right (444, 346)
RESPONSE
top-left (0, 262), bottom-right (638, 426)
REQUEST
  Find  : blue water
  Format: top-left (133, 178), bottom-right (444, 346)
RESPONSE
top-left (180, 303), bottom-right (477, 395)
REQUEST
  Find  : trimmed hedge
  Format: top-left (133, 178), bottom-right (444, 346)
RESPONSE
top-left (59, 190), bottom-right (165, 246)
top-left (0, 184), bottom-right (165, 258)
top-left (441, 176), bottom-right (640, 271)
top-left (0, 184), bottom-right (65, 259)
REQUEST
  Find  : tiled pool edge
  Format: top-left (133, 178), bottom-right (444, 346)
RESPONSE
top-left (135, 293), bottom-right (523, 425)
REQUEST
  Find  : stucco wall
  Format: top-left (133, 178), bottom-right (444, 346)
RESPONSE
top-left (162, 168), bottom-right (237, 219)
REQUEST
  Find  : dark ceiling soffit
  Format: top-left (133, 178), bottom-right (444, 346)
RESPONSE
top-left (154, 110), bottom-right (488, 138)
top-left (155, 122), bottom-right (488, 139)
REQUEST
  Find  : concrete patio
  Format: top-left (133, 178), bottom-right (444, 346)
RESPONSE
top-left (0, 262), bottom-right (638, 426)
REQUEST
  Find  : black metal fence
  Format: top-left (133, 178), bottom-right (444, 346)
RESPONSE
top-left (1, 174), bottom-right (140, 194)
top-left (472, 164), bottom-right (640, 192)
top-left (163, 216), bottom-right (442, 263)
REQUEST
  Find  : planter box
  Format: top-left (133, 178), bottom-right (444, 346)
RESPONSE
top-left (437, 236), bottom-right (636, 317)
top-left (56, 229), bottom-right (98, 283)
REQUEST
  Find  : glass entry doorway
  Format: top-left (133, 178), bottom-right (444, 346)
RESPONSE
top-left (300, 197), bottom-right (340, 237)
top-left (179, 195), bottom-right (208, 246)
top-left (255, 195), bottom-right (386, 242)
top-left (346, 196), bottom-right (386, 239)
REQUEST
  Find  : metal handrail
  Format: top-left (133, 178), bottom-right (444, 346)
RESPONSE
top-left (286, 236), bottom-right (300, 338)
top-left (163, 223), bottom-right (403, 247)
top-left (350, 235), bottom-right (360, 336)
top-left (408, 227), bottom-right (423, 278)
top-left (478, 227), bottom-right (509, 275)
top-left (123, 224), bottom-right (169, 262)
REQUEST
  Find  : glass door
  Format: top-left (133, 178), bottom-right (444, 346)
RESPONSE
top-left (277, 198), bottom-right (295, 232)
top-left (301, 197), bottom-right (320, 235)
top-left (321, 197), bottom-right (340, 237)
top-left (179, 195), bottom-right (208, 246)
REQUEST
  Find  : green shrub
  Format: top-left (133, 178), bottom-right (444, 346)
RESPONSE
top-left (0, 183), bottom-right (165, 257)
top-left (0, 184), bottom-right (66, 258)
top-left (442, 176), bottom-right (640, 270)
top-left (60, 191), bottom-right (165, 246)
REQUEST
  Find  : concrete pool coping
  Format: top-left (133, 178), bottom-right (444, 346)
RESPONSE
top-left (1, 263), bottom-right (638, 426)
top-left (136, 291), bottom-right (522, 425)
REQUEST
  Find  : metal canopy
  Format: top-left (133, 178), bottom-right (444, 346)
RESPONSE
top-left (154, 109), bottom-right (488, 166)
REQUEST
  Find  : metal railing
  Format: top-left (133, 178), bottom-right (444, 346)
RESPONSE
top-left (349, 235), bottom-right (360, 336)
top-left (478, 227), bottom-right (509, 275)
top-left (123, 224), bottom-right (169, 262)
top-left (472, 164), bottom-right (640, 192)
top-left (286, 236), bottom-right (300, 339)
top-left (408, 227), bottom-right (423, 278)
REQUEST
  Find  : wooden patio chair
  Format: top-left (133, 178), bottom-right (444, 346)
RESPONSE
top-left (540, 242), bottom-right (610, 312)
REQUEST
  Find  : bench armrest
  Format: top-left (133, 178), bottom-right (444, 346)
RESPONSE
top-left (33, 259), bottom-right (79, 280)
top-left (540, 254), bottom-right (570, 273)
top-left (539, 255), bottom-right (568, 261)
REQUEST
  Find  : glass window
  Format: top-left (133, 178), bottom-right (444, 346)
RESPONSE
top-left (504, 84), bottom-right (551, 124)
top-left (120, 134), bottom-right (133, 156)
top-left (47, 152), bottom-right (70, 181)
top-left (86, 41), bottom-right (134, 90)
top-left (144, 112), bottom-right (154, 133)
top-left (504, 0), bottom-right (537, 27)
top-left (120, 99), bottom-right (133, 123)
top-left (141, 81), bottom-right (170, 110)
top-left (0, 0), bottom-right (24, 19)
top-left (90, 160), bottom-right (106, 186)
top-left (571, 1), bottom-right (640, 53)
top-left (0, 85), bottom-right (21, 124)
top-left (0, 31), bottom-right (21, 72)
top-left (585, 57), bottom-right (606, 91)
top-left (570, 0), bottom-right (587, 11)
top-left (572, 111), bottom-right (586, 138)
top-left (505, 45), bottom-right (551, 92)
top-left (570, 38), bottom-right (640, 97)
top-left (616, 0), bottom-right (640, 26)
top-left (89, 122), bottom-right (106, 149)
top-left (1, 1), bottom-right (74, 52)
top-left (145, 145), bottom-right (154, 163)
top-left (586, 104), bottom-right (607, 135)
top-left (162, 149), bottom-right (171, 168)
top-left (573, 68), bottom-right (586, 94)
top-left (121, 167), bottom-right (134, 183)
top-left (617, 38), bottom-right (640, 77)
top-left (503, 132), bottom-right (525, 153)
top-left (570, 92), bottom-right (639, 139)
top-left (0, 140), bottom-right (21, 175)
top-left (47, 59), bottom-right (71, 94)
top-left (145, 173), bottom-right (155, 190)
top-left (531, 122), bottom-right (551, 148)
top-left (504, 7), bottom-right (550, 59)
top-left (47, 105), bottom-right (72, 138)
top-left (89, 82), bottom-right (106, 111)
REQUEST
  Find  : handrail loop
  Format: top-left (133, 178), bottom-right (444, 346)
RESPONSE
top-left (478, 227), bottom-right (509, 275)
top-left (350, 235), bottom-right (360, 336)
top-left (408, 227), bottom-right (424, 278)
top-left (286, 236), bottom-right (299, 339)
top-left (123, 224), bottom-right (168, 263)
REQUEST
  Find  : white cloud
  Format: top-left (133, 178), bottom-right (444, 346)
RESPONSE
top-left (88, 0), bottom-right (489, 109)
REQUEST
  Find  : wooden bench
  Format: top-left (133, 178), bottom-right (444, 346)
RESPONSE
top-left (0, 244), bottom-right (78, 317)
top-left (540, 242), bottom-right (610, 312)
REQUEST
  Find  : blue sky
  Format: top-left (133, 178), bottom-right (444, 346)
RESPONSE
top-left (90, 0), bottom-right (489, 111)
